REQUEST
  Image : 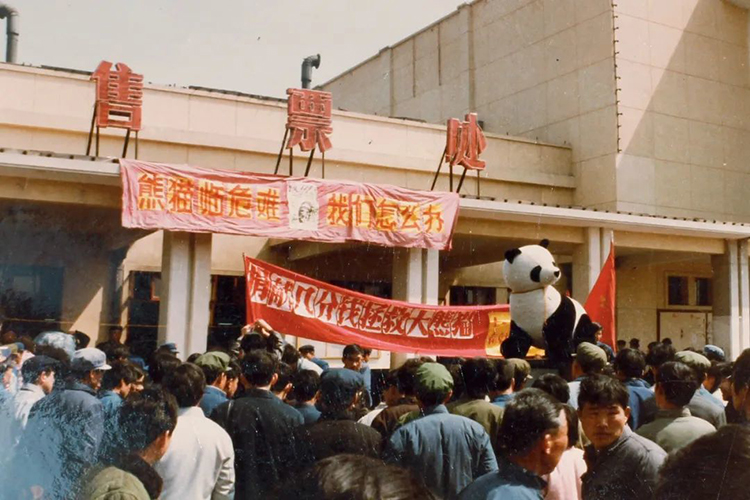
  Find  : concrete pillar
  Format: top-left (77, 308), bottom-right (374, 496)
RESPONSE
top-left (391, 248), bottom-right (439, 368)
top-left (571, 227), bottom-right (601, 302)
top-left (600, 228), bottom-right (613, 268)
top-left (158, 232), bottom-right (212, 359)
top-left (740, 239), bottom-right (750, 352)
top-left (712, 240), bottom-right (741, 359)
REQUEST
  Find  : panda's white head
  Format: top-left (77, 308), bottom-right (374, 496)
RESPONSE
top-left (503, 239), bottom-right (561, 293)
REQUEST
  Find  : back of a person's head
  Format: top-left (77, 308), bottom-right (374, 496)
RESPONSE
top-left (614, 348), bottom-right (646, 379)
top-left (102, 361), bottom-right (139, 392)
top-left (733, 348), bottom-right (750, 392)
top-left (240, 333), bottom-right (268, 354)
top-left (243, 350), bottom-right (277, 387)
top-left (281, 344), bottom-right (301, 365)
top-left (656, 425), bottom-right (750, 500)
top-left (291, 369), bottom-right (320, 403)
top-left (461, 358), bottom-right (497, 399)
top-left (494, 359), bottom-right (515, 392)
top-left (508, 358), bottom-right (532, 390)
top-left (578, 374), bottom-right (629, 410)
top-left (629, 338), bottom-right (640, 348)
top-left (118, 387), bottom-right (178, 454)
top-left (100, 343), bottom-right (130, 363)
top-left (34, 344), bottom-right (70, 364)
top-left (148, 353), bottom-right (181, 385)
top-left (532, 373), bottom-right (570, 403)
top-left (497, 388), bottom-right (564, 456)
top-left (396, 359), bottom-right (425, 397)
top-left (646, 342), bottom-right (676, 369)
top-left (657, 362), bottom-right (699, 408)
top-left (282, 454), bottom-right (437, 500)
top-left (162, 363), bottom-right (205, 408)
top-left (271, 362), bottom-right (293, 393)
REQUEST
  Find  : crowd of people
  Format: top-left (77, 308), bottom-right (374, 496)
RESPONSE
top-left (0, 321), bottom-right (749, 499)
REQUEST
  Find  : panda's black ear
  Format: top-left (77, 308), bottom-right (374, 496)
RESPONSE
top-left (539, 239), bottom-right (550, 248)
top-left (505, 248), bottom-right (522, 264)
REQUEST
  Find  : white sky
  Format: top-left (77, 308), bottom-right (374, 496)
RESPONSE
top-left (6, 0), bottom-right (462, 97)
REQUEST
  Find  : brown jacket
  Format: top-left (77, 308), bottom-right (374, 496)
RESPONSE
top-left (371, 398), bottom-right (420, 437)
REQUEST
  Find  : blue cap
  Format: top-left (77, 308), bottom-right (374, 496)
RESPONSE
top-left (159, 342), bottom-right (179, 354)
top-left (320, 368), bottom-right (364, 406)
top-left (72, 348), bottom-right (111, 372)
top-left (703, 345), bottom-right (726, 362)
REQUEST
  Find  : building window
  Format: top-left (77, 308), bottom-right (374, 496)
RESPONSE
top-left (666, 275), bottom-right (712, 308)
top-left (668, 276), bottom-right (689, 306)
top-left (450, 286), bottom-right (497, 306)
top-left (210, 275), bottom-right (246, 341)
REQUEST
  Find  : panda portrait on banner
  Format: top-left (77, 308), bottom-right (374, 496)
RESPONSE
top-left (501, 239), bottom-right (598, 365)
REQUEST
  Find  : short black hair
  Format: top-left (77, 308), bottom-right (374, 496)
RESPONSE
top-left (461, 358), bottom-right (497, 400)
top-left (616, 340), bottom-right (627, 348)
top-left (733, 348), bottom-right (750, 391)
top-left (447, 362), bottom-right (466, 401)
top-left (532, 373), bottom-right (570, 404)
top-left (272, 362), bottom-right (293, 393)
top-left (281, 344), bottom-right (301, 366)
top-left (243, 350), bottom-right (277, 387)
top-left (291, 369), bottom-right (320, 402)
top-left (656, 425), bottom-right (750, 500)
top-left (102, 361), bottom-right (139, 391)
top-left (299, 345), bottom-right (315, 355)
top-left (343, 344), bottom-right (363, 358)
top-left (148, 353), bottom-right (181, 385)
top-left (162, 363), bottom-right (205, 408)
top-left (614, 348), bottom-right (646, 379)
top-left (227, 361), bottom-right (241, 380)
top-left (21, 358), bottom-right (57, 385)
top-left (661, 338), bottom-right (673, 346)
top-left (497, 389), bottom-right (564, 456)
top-left (494, 359), bottom-right (515, 392)
top-left (646, 343), bottom-right (676, 369)
top-left (241, 333), bottom-right (268, 354)
top-left (657, 362), bottom-right (699, 407)
top-left (563, 404), bottom-right (579, 447)
top-left (280, 454), bottom-right (437, 500)
top-left (383, 369), bottom-right (399, 389)
top-left (119, 387), bottom-right (177, 454)
top-left (578, 374), bottom-right (629, 410)
top-left (396, 359), bottom-right (425, 397)
top-left (186, 353), bottom-right (202, 364)
top-left (629, 338), bottom-right (641, 348)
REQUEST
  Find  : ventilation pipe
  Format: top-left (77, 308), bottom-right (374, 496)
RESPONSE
top-left (0, 3), bottom-right (18, 63)
top-left (301, 54), bottom-right (321, 89)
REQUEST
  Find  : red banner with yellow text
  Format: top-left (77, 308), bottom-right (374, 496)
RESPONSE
top-left (245, 257), bottom-right (510, 357)
top-left (121, 160), bottom-right (459, 250)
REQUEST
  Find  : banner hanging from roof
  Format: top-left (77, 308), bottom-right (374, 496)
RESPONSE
top-left (245, 256), bottom-right (511, 357)
top-left (120, 160), bottom-right (460, 250)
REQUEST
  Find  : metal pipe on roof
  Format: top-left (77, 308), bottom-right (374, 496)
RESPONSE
top-left (301, 54), bottom-right (320, 89)
top-left (0, 3), bottom-right (19, 63)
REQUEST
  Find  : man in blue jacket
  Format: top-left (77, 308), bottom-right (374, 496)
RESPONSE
top-left (14, 347), bottom-right (110, 499)
top-left (614, 348), bottom-right (657, 430)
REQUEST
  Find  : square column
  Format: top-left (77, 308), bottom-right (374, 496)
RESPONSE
top-left (740, 239), bottom-right (750, 352)
top-left (391, 248), bottom-right (439, 368)
top-left (571, 227), bottom-right (601, 302)
top-left (158, 232), bottom-right (212, 359)
top-left (712, 240), bottom-right (741, 359)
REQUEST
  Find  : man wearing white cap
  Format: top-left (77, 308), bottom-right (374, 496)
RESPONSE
top-left (12, 347), bottom-right (111, 499)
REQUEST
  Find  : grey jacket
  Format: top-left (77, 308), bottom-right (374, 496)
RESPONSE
top-left (582, 426), bottom-right (666, 500)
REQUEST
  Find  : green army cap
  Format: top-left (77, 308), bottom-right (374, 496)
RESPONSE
top-left (576, 342), bottom-right (607, 367)
top-left (674, 350), bottom-right (711, 373)
top-left (195, 351), bottom-right (232, 372)
top-left (416, 362), bottom-right (454, 393)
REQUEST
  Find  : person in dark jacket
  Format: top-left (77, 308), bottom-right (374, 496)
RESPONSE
top-left (450, 358), bottom-right (504, 448)
top-left (292, 368), bottom-right (381, 469)
top-left (13, 347), bottom-right (112, 499)
top-left (371, 358), bottom-right (423, 437)
top-left (384, 362), bottom-right (498, 500)
top-left (211, 350), bottom-right (303, 500)
top-left (674, 350), bottom-right (727, 428)
top-left (578, 375), bottom-right (666, 500)
top-left (731, 348), bottom-right (750, 422)
top-left (613, 348), bottom-right (657, 430)
top-left (79, 386), bottom-right (177, 500)
top-left (291, 369), bottom-right (322, 424)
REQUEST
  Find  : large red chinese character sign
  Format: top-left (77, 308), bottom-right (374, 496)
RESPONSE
top-left (431, 113), bottom-right (487, 195)
top-left (275, 89), bottom-right (333, 178)
top-left (86, 60), bottom-right (144, 158)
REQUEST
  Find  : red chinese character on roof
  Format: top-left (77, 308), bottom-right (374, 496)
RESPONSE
top-left (91, 61), bottom-right (144, 131)
top-left (445, 113), bottom-right (487, 170)
top-left (286, 88), bottom-right (333, 153)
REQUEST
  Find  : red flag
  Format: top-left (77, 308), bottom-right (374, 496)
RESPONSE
top-left (584, 242), bottom-right (616, 349)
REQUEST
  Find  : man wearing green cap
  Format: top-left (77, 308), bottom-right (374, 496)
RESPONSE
top-left (675, 350), bottom-right (726, 428)
top-left (384, 362), bottom-right (498, 500)
top-left (195, 351), bottom-right (232, 418)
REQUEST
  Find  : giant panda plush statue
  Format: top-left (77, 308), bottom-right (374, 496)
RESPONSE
top-left (501, 239), bottom-right (597, 365)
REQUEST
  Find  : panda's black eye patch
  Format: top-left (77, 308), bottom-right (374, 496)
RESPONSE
top-left (530, 265), bottom-right (542, 283)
